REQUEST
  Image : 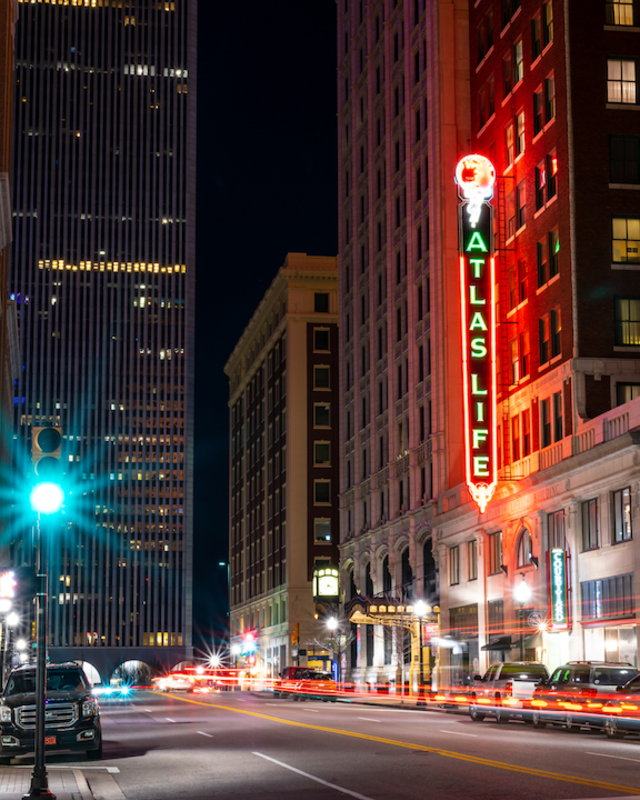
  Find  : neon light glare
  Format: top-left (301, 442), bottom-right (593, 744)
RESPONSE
top-left (455, 154), bottom-right (497, 228)
top-left (456, 156), bottom-right (498, 514)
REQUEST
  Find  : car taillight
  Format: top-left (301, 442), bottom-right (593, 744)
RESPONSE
top-left (504, 682), bottom-right (512, 695)
top-left (579, 689), bottom-right (597, 699)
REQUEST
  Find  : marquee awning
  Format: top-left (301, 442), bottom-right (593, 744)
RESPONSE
top-left (481, 636), bottom-right (514, 651)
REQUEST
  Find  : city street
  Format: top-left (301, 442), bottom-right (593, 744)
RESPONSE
top-left (8, 690), bottom-right (640, 800)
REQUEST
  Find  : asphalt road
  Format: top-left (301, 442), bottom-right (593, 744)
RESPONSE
top-left (35, 690), bottom-right (640, 800)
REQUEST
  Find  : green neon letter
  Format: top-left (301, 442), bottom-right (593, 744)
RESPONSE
top-left (470, 337), bottom-right (487, 358)
top-left (466, 232), bottom-right (488, 252)
top-left (471, 374), bottom-right (488, 395)
top-left (473, 456), bottom-right (490, 476)
top-left (469, 259), bottom-right (485, 278)
top-left (472, 429), bottom-right (489, 449)
top-left (476, 402), bottom-right (485, 422)
top-left (469, 286), bottom-right (486, 305)
top-left (469, 312), bottom-right (488, 331)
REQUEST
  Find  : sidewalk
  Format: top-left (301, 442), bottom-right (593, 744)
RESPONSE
top-left (0, 766), bottom-right (94, 799)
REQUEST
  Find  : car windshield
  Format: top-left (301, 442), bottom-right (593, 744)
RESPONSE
top-left (5, 669), bottom-right (89, 696)
top-left (308, 671), bottom-right (332, 681)
top-left (500, 664), bottom-right (547, 680)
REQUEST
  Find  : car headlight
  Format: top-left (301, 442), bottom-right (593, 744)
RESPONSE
top-left (0, 706), bottom-right (11, 723)
top-left (82, 700), bottom-right (98, 719)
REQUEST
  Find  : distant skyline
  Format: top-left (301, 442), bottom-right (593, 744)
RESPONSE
top-left (192, 2), bottom-right (338, 650)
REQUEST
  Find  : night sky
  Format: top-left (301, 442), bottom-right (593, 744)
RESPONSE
top-left (192, 2), bottom-right (338, 652)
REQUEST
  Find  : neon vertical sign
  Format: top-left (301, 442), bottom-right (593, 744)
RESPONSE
top-left (548, 548), bottom-right (569, 631)
top-left (455, 155), bottom-right (498, 513)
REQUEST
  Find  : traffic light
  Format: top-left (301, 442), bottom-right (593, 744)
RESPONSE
top-left (31, 427), bottom-right (63, 480)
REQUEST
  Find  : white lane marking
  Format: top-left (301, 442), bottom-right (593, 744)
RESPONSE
top-left (358, 717), bottom-right (381, 723)
top-left (166, 717), bottom-right (176, 722)
top-left (439, 729), bottom-right (478, 738)
top-left (302, 709), bottom-right (319, 713)
top-left (585, 751), bottom-right (640, 764)
top-left (144, 708), bottom-right (153, 712)
top-left (197, 731), bottom-right (214, 738)
top-left (253, 752), bottom-right (374, 800)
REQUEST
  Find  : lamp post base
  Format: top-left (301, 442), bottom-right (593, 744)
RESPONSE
top-left (23, 769), bottom-right (56, 799)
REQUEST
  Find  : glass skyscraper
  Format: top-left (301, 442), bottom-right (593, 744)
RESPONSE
top-left (9, 0), bottom-right (196, 677)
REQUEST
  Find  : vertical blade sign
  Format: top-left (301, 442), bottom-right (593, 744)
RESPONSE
top-left (455, 155), bottom-right (498, 513)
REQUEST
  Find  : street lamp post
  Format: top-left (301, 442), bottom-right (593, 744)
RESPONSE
top-left (513, 576), bottom-right (532, 662)
top-left (326, 616), bottom-right (339, 685)
top-left (24, 482), bottom-right (64, 800)
top-left (414, 600), bottom-right (428, 707)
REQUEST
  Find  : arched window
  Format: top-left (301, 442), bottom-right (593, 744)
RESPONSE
top-left (382, 554), bottom-right (392, 593)
top-left (516, 528), bottom-right (532, 568)
top-left (423, 537), bottom-right (437, 599)
top-left (349, 568), bottom-right (357, 600)
top-left (401, 547), bottom-right (413, 599)
top-left (365, 562), bottom-right (374, 596)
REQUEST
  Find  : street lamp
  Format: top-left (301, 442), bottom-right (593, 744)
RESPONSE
top-left (414, 600), bottom-right (429, 706)
top-left (325, 616), bottom-right (339, 685)
top-left (24, 480), bottom-right (64, 800)
top-left (514, 576), bottom-right (532, 661)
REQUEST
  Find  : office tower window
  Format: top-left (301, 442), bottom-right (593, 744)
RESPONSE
top-left (608, 59), bottom-right (637, 104)
top-left (314, 329), bottom-right (330, 351)
top-left (582, 498), bottom-right (599, 551)
top-left (468, 540), bottom-right (478, 581)
top-left (315, 292), bottom-right (329, 312)
top-left (553, 391), bottom-right (563, 442)
top-left (314, 403), bottom-right (330, 427)
top-left (544, 75), bottom-right (556, 121)
top-left (520, 330), bottom-right (530, 378)
top-left (548, 509), bottom-right (565, 549)
top-left (513, 39), bottom-right (524, 84)
top-left (503, 49), bottom-right (513, 96)
top-left (314, 480), bottom-right (331, 505)
top-left (541, 397), bottom-right (552, 448)
top-left (314, 366), bottom-right (330, 389)
top-left (615, 298), bottom-right (640, 345)
top-left (617, 383), bottom-right (640, 405)
top-left (449, 546), bottom-right (460, 586)
top-left (516, 109), bottom-right (525, 155)
top-left (532, 13), bottom-right (542, 60)
top-left (612, 217), bottom-right (640, 262)
top-left (509, 337), bottom-right (519, 385)
top-left (522, 407), bottom-right (531, 455)
top-left (314, 520), bottom-right (332, 543)
top-left (516, 528), bottom-right (532, 568)
top-left (512, 414), bottom-right (520, 461)
top-left (606, 0), bottom-right (635, 25)
top-left (549, 229), bottom-right (559, 277)
top-left (610, 135), bottom-right (640, 183)
top-left (501, 0), bottom-right (521, 29)
top-left (533, 86), bottom-right (543, 135)
top-left (506, 121), bottom-right (515, 165)
top-left (489, 531), bottom-right (503, 575)
top-left (314, 442), bottom-right (331, 466)
top-left (507, 190), bottom-right (516, 238)
top-left (539, 314), bottom-right (550, 362)
top-left (613, 487), bottom-right (633, 543)
top-left (543, 2), bottom-right (554, 44)
top-left (516, 180), bottom-right (526, 229)
top-left (551, 308), bottom-right (561, 356)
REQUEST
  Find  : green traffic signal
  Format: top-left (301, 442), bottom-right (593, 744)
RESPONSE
top-left (30, 482), bottom-right (64, 514)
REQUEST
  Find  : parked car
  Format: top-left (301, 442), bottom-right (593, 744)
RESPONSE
top-left (0, 662), bottom-right (102, 763)
top-left (599, 673), bottom-right (640, 739)
top-left (469, 662), bottom-right (549, 723)
top-left (530, 661), bottom-right (639, 730)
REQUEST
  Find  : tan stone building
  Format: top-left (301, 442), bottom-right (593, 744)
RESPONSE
top-left (225, 253), bottom-right (339, 678)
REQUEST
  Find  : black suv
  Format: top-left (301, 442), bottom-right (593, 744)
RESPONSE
top-left (0, 662), bottom-right (102, 763)
top-left (531, 661), bottom-right (638, 731)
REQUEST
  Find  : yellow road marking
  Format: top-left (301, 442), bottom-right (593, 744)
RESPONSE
top-left (153, 693), bottom-right (640, 795)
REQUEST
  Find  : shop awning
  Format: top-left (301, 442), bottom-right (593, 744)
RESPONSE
top-left (524, 631), bottom-right (543, 649)
top-left (481, 636), bottom-right (514, 651)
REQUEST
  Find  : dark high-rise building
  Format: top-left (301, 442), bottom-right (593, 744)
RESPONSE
top-left (9, 0), bottom-right (196, 679)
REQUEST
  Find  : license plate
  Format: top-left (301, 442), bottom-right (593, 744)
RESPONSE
top-left (44, 736), bottom-right (56, 746)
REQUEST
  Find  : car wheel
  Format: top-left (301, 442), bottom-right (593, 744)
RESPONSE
top-left (495, 709), bottom-right (510, 724)
top-left (604, 717), bottom-right (625, 740)
top-left (565, 714), bottom-right (579, 732)
top-left (532, 712), bottom-right (546, 729)
top-left (469, 704), bottom-right (486, 722)
top-left (87, 736), bottom-right (103, 761)
top-left (0, 756), bottom-right (12, 765)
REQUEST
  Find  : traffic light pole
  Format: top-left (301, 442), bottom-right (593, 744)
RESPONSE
top-left (23, 514), bottom-right (55, 800)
